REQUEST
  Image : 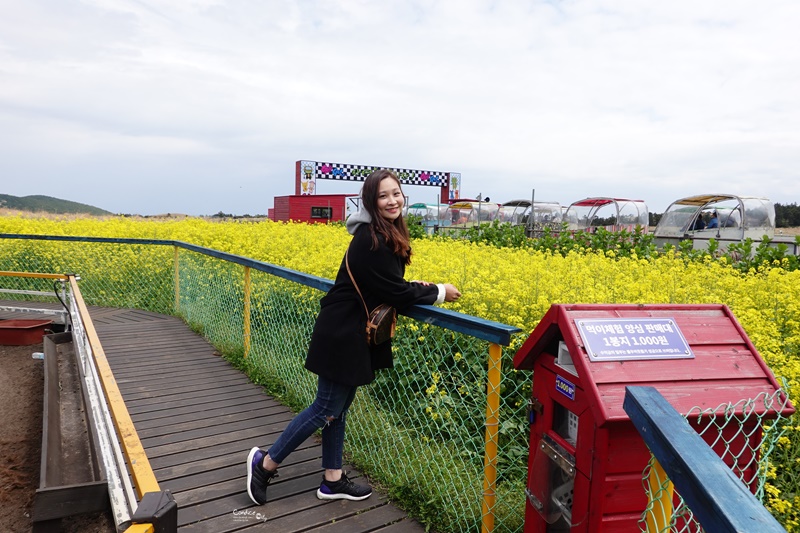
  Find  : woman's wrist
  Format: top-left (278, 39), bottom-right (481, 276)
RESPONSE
top-left (435, 284), bottom-right (446, 305)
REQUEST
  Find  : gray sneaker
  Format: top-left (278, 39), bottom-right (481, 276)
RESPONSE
top-left (316, 472), bottom-right (372, 501)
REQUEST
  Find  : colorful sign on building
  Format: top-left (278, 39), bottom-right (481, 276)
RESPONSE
top-left (296, 160), bottom-right (458, 201)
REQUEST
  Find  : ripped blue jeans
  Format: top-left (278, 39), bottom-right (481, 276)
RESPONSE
top-left (267, 375), bottom-right (358, 470)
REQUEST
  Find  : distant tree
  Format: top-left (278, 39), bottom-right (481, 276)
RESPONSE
top-left (775, 202), bottom-right (800, 227)
top-left (591, 216), bottom-right (617, 227)
top-left (649, 212), bottom-right (663, 226)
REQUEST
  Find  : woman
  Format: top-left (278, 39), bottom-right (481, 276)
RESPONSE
top-left (247, 169), bottom-right (461, 505)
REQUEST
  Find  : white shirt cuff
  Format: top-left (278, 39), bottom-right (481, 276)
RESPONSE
top-left (435, 284), bottom-right (446, 305)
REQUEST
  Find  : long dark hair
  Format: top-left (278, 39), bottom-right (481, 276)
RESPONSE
top-left (361, 169), bottom-right (412, 264)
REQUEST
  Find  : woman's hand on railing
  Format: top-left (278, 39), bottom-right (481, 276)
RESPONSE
top-left (443, 284), bottom-right (461, 302)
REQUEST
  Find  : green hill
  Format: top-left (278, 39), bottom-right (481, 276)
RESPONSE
top-left (0, 194), bottom-right (112, 216)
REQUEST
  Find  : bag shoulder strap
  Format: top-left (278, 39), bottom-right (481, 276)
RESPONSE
top-left (345, 250), bottom-right (371, 321)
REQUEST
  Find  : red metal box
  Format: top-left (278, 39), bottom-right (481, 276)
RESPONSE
top-left (0, 319), bottom-right (53, 345)
top-left (513, 303), bottom-right (791, 532)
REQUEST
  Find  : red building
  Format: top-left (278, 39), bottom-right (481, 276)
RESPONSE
top-left (269, 194), bottom-right (357, 223)
top-left (270, 160), bottom-right (460, 223)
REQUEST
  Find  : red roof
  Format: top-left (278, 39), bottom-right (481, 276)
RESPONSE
top-left (513, 304), bottom-right (793, 425)
top-left (570, 197), bottom-right (643, 207)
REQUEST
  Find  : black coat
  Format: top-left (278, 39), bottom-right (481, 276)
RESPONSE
top-left (304, 223), bottom-right (439, 386)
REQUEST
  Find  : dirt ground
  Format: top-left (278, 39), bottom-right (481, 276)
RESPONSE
top-left (0, 342), bottom-right (114, 533)
top-left (776, 226), bottom-right (800, 236)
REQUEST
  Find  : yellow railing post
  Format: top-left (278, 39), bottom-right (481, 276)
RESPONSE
top-left (173, 246), bottom-right (180, 313)
top-left (243, 266), bottom-right (251, 358)
top-left (482, 342), bottom-right (502, 533)
top-left (645, 458), bottom-right (674, 533)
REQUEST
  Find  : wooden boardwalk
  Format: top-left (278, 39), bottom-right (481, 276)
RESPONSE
top-left (1, 302), bottom-right (426, 532)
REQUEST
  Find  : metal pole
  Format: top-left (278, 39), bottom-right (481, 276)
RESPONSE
top-left (645, 458), bottom-right (674, 532)
top-left (173, 246), bottom-right (180, 313)
top-left (477, 193), bottom-right (483, 239)
top-left (437, 193), bottom-right (441, 232)
top-left (481, 342), bottom-right (502, 533)
top-left (529, 188), bottom-right (536, 236)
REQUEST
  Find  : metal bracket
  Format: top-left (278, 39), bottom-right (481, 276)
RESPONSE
top-left (541, 434), bottom-right (576, 477)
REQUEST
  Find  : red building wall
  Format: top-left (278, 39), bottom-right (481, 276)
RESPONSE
top-left (271, 194), bottom-right (355, 223)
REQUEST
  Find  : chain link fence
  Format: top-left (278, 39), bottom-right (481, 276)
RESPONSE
top-left (0, 235), bottom-right (528, 533)
top-left (174, 245), bottom-right (528, 532)
top-left (4, 234), bottom-right (791, 532)
top-left (639, 388), bottom-right (794, 532)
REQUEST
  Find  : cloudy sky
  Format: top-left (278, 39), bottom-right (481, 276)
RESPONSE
top-left (1, 0), bottom-right (798, 216)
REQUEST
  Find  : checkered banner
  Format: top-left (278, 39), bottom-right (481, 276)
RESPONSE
top-left (299, 160), bottom-right (450, 187)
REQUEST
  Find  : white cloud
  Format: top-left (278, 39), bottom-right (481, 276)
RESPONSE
top-left (0, 0), bottom-right (798, 215)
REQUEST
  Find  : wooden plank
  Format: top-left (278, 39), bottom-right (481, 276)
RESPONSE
top-left (100, 335), bottom-right (216, 350)
top-left (177, 477), bottom-right (381, 532)
top-left (173, 458), bottom-right (325, 507)
top-left (586, 348), bottom-right (768, 385)
top-left (124, 382), bottom-right (264, 407)
top-left (244, 493), bottom-right (386, 533)
top-left (126, 389), bottom-right (269, 416)
top-left (107, 353), bottom-right (223, 368)
top-left (140, 411), bottom-right (296, 452)
top-left (309, 503), bottom-right (409, 532)
top-left (111, 361), bottom-right (237, 380)
top-left (117, 364), bottom-right (248, 383)
top-left (131, 397), bottom-right (270, 424)
top-left (139, 410), bottom-right (294, 448)
top-left (162, 446), bottom-right (321, 494)
top-left (177, 487), bottom-right (322, 531)
top-left (101, 344), bottom-right (218, 360)
top-left (145, 425), bottom-right (292, 459)
top-left (153, 440), bottom-right (320, 483)
top-left (599, 380), bottom-right (784, 421)
top-left (131, 399), bottom-right (276, 431)
top-left (372, 519), bottom-right (427, 532)
top-left (146, 433), bottom-right (318, 470)
top-left (121, 375), bottom-right (252, 401)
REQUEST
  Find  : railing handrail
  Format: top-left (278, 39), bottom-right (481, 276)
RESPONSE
top-left (623, 385), bottom-right (786, 532)
top-left (0, 233), bottom-right (522, 345)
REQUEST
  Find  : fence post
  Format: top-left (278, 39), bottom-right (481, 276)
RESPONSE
top-left (243, 266), bottom-right (252, 358)
top-left (645, 459), bottom-right (674, 532)
top-left (481, 342), bottom-right (502, 533)
top-left (173, 246), bottom-right (180, 313)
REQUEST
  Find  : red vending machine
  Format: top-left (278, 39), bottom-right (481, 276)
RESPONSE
top-left (512, 303), bottom-right (793, 532)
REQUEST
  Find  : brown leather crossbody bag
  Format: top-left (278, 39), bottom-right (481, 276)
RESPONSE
top-left (345, 251), bottom-right (397, 346)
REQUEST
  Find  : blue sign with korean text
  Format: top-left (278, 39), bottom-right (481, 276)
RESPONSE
top-left (576, 318), bottom-right (693, 362)
top-left (555, 375), bottom-right (576, 401)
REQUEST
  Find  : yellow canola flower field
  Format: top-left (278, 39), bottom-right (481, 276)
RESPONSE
top-left (2, 214), bottom-right (798, 392)
top-left (2, 214), bottom-right (800, 527)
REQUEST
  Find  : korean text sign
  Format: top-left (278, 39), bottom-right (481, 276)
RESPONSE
top-left (576, 318), bottom-right (693, 362)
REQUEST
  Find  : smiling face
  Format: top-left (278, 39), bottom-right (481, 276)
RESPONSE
top-left (376, 176), bottom-right (404, 221)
